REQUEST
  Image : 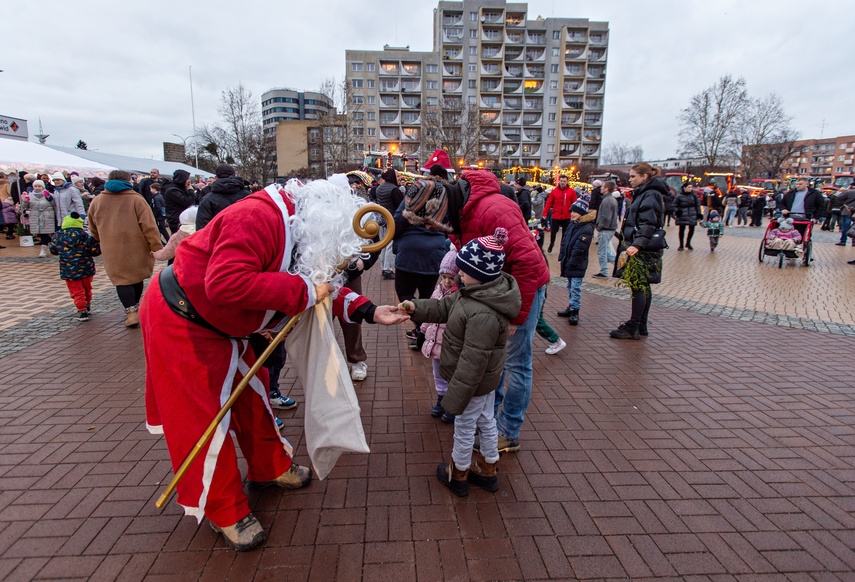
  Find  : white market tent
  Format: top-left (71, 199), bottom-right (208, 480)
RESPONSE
top-left (0, 139), bottom-right (117, 177)
top-left (48, 145), bottom-right (213, 179)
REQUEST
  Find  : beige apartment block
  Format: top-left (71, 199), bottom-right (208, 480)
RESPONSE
top-left (345, 0), bottom-right (608, 170)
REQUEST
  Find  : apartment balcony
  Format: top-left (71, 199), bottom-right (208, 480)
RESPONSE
top-left (584, 130), bottom-right (601, 142)
top-left (442, 49), bottom-right (462, 61)
top-left (565, 66), bottom-right (585, 77)
top-left (584, 114), bottom-right (603, 126)
top-left (482, 45), bottom-right (504, 60)
top-left (845, 158), bottom-right (854, 164)
top-left (401, 114), bottom-right (421, 126)
top-left (583, 145), bottom-right (600, 156)
top-left (521, 144), bottom-right (541, 157)
top-left (402, 129), bottom-right (421, 141)
top-left (503, 130), bottom-right (522, 141)
top-left (564, 46), bottom-right (586, 60)
top-left (442, 12), bottom-right (463, 26)
top-left (482, 28), bottom-right (503, 43)
top-left (564, 81), bottom-right (583, 93)
top-left (442, 80), bottom-right (462, 93)
top-left (379, 63), bottom-right (399, 76)
top-left (503, 145), bottom-right (521, 158)
top-left (481, 80), bottom-right (502, 93)
top-left (524, 98), bottom-right (543, 111)
top-left (525, 48), bottom-right (545, 62)
top-left (481, 11), bottom-right (504, 24)
top-left (480, 97), bottom-right (502, 109)
top-left (561, 113), bottom-right (581, 125)
top-left (586, 81), bottom-right (605, 94)
top-left (380, 127), bottom-right (400, 140)
top-left (588, 66), bottom-right (606, 79)
top-left (504, 98), bottom-right (523, 110)
top-left (563, 97), bottom-right (584, 109)
top-left (526, 32), bottom-right (546, 46)
top-left (523, 129), bottom-right (542, 142)
top-left (566, 29), bottom-right (587, 42)
top-left (401, 63), bottom-right (421, 76)
top-left (559, 143), bottom-right (580, 156)
top-left (588, 49), bottom-right (607, 61)
top-left (523, 80), bottom-right (543, 95)
top-left (402, 96), bottom-right (421, 108)
top-left (589, 33), bottom-right (608, 46)
top-left (400, 80), bottom-right (421, 92)
top-left (845, 147), bottom-right (854, 154)
top-left (443, 64), bottom-right (462, 77)
top-left (481, 111), bottom-right (500, 124)
top-left (380, 96), bottom-right (399, 108)
top-left (481, 128), bottom-right (501, 141)
top-left (480, 142), bottom-right (500, 155)
top-left (561, 129), bottom-right (580, 140)
top-left (585, 98), bottom-right (603, 111)
top-left (506, 12), bottom-right (525, 27)
top-left (504, 47), bottom-right (524, 61)
top-left (522, 113), bottom-right (542, 126)
top-left (481, 63), bottom-right (502, 76)
top-left (443, 31), bottom-right (464, 43)
top-left (504, 65), bottom-right (523, 78)
top-left (525, 65), bottom-right (545, 79)
top-left (503, 80), bottom-right (522, 94)
top-left (505, 31), bottom-right (524, 44)
top-left (379, 83), bottom-right (400, 93)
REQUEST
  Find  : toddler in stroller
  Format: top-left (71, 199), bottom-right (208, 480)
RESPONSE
top-left (766, 217), bottom-right (803, 255)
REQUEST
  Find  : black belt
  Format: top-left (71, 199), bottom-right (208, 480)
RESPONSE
top-left (158, 265), bottom-right (238, 338)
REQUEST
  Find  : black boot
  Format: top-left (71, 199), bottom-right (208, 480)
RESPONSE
top-left (568, 309), bottom-right (579, 326)
top-left (431, 395), bottom-right (444, 418)
top-left (609, 320), bottom-right (640, 340)
top-left (436, 463), bottom-right (469, 497)
top-left (557, 305), bottom-right (572, 317)
top-left (638, 322), bottom-right (648, 336)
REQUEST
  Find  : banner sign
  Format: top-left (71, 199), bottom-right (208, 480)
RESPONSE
top-left (0, 116), bottom-right (29, 141)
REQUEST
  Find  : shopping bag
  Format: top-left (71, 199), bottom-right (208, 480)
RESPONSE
top-left (19, 235), bottom-right (33, 247)
top-left (285, 297), bottom-right (370, 479)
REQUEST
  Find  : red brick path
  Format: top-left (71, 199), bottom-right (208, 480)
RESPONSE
top-left (1, 268), bottom-right (854, 580)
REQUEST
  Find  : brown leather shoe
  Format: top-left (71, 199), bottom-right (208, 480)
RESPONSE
top-left (247, 463), bottom-right (313, 491)
top-left (124, 307), bottom-right (140, 327)
top-left (468, 452), bottom-right (499, 492)
top-left (209, 513), bottom-right (266, 551)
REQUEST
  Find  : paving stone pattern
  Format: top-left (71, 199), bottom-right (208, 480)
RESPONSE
top-left (0, 265), bottom-right (854, 581)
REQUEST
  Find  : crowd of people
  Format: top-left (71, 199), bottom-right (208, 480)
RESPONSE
top-left (2, 156), bottom-right (854, 552)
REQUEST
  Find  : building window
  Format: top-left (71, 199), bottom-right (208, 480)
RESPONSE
top-left (352, 79), bottom-right (363, 88)
top-left (469, 11), bottom-right (477, 21)
top-left (469, 46), bottom-right (477, 55)
top-left (426, 64), bottom-right (438, 73)
top-left (552, 48), bottom-right (559, 57)
top-left (352, 112), bottom-right (364, 121)
top-left (426, 96), bottom-right (438, 106)
top-left (469, 64), bottom-right (477, 72)
top-left (548, 113), bottom-right (556, 121)
top-left (549, 80), bottom-right (558, 89)
top-left (366, 62), bottom-right (375, 72)
top-left (352, 96), bottom-right (364, 104)
top-left (551, 64), bottom-right (559, 73)
top-left (547, 129), bottom-right (556, 137)
top-left (549, 97), bottom-right (557, 105)
top-left (468, 79), bottom-right (476, 88)
top-left (553, 31), bottom-right (561, 40)
top-left (351, 62), bottom-right (363, 72)
top-left (367, 128), bottom-right (376, 136)
top-left (367, 79), bottom-right (375, 88)
top-left (470, 29), bottom-right (477, 38)
top-left (367, 96), bottom-right (375, 104)
top-left (547, 144), bottom-right (555, 153)
top-left (367, 112), bottom-right (376, 121)
top-left (426, 81), bottom-right (438, 90)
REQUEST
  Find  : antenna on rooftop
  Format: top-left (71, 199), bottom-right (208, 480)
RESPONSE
top-left (35, 118), bottom-right (49, 144)
top-left (817, 118), bottom-right (827, 139)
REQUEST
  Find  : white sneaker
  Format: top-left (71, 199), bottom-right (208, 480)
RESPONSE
top-left (350, 361), bottom-right (368, 382)
top-left (545, 338), bottom-right (566, 355)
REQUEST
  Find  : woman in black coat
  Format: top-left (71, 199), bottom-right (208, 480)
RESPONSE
top-left (673, 182), bottom-right (701, 250)
top-left (750, 193), bottom-right (766, 227)
top-left (662, 188), bottom-right (676, 226)
top-left (610, 163), bottom-right (666, 340)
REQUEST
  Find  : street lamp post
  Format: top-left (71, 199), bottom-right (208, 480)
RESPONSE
top-left (172, 134), bottom-right (191, 164)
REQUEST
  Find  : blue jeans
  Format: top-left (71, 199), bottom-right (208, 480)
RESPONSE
top-left (596, 229), bottom-right (615, 275)
top-left (494, 285), bottom-right (546, 441)
top-left (724, 206), bottom-right (737, 226)
top-left (566, 277), bottom-right (582, 310)
top-left (840, 216), bottom-right (853, 245)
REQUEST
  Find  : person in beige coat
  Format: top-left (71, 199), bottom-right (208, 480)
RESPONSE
top-left (88, 170), bottom-right (163, 327)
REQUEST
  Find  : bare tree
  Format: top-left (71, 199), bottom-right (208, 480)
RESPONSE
top-left (421, 98), bottom-right (481, 170)
top-left (600, 141), bottom-right (644, 165)
top-left (316, 77), bottom-right (365, 173)
top-left (734, 94), bottom-right (800, 179)
top-left (678, 75), bottom-right (749, 167)
top-left (759, 127), bottom-right (801, 179)
top-left (197, 84), bottom-right (276, 182)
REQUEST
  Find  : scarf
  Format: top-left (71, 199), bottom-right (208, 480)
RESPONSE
top-left (179, 223), bottom-right (196, 235)
top-left (105, 180), bottom-right (134, 193)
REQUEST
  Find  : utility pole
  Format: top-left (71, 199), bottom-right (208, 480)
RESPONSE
top-left (189, 66), bottom-right (199, 168)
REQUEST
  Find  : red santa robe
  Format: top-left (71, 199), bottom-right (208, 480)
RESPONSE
top-left (141, 185), bottom-right (368, 527)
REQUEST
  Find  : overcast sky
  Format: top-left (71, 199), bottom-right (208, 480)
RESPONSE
top-left (4, 0), bottom-right (851, 163)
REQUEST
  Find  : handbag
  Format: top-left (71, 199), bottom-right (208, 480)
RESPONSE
top-left (646, 228), bottom-right (669, 251)
top-left (847, 223), bottom-right (855, 240)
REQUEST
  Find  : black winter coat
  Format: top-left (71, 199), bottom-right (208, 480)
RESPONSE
top-left (622, 177), bottom-right (666, 250)
top-left (375, 181), bottom-right (404, 215)
top-left (782, 188), bottom-right (824, 218)
top-left (516, 186), bottom-right (532, 220)
top-left (195, 176), bottom-right (251, 230)
top-left (558, 211), bottom-right (596, 278)
top-left (393, 200), bottom-right (450, 275)
top-left (674, 191), bottom-right (701, 225)
top-left (163, 181), bottom-right (196, 229)
top-left (661, 190), bottom-right (676, 214)
top-left (738, 192), bottom-right (752, 208)
top-left (589, 186), bottom-right (602, 211)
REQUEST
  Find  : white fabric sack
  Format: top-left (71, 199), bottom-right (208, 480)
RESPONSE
top-left (19, 235), bottom-right (34, 247)
top-left (286, 297), bottom-right (369, 479)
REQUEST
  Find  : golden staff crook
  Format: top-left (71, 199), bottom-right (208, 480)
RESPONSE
top-left (155, 203), bottom-right (394, 509)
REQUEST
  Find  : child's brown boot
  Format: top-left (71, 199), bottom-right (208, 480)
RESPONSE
top-left (436, 462), bottom-right (469, 497)
top-left (467, 452), bottom-right (499, 492)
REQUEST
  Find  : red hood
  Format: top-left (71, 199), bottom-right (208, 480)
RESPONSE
top-left (461, 170), bottom-right (502, 212)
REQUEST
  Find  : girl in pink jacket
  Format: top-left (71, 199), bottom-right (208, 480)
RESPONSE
top-left (422, 249), bottom-right (459, 423)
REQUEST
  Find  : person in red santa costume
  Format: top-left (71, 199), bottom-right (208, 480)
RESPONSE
top-left (140, 181), bottom-right (408, 551)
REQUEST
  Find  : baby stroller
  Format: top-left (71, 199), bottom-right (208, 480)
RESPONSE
top-left (758, 216), bottom-right (813, 267)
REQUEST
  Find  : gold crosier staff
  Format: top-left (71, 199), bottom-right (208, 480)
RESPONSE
top-left (155, 203), bottom-right (395, 509)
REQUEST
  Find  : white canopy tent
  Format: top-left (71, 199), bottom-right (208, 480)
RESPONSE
top-left (48, 146), bottom-right (214, 179)
top-left (0, 139), bottom-right (116, 177)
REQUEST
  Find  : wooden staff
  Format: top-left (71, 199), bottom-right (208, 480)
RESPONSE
top-left (155, 203), bottom-right (394, 509)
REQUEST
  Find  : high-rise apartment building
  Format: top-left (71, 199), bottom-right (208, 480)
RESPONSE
top-left (345, 0), bottom-right (608, 170)
top-left (261, 88), bottom-right (334, 137)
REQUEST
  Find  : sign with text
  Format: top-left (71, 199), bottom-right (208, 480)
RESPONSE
top-left (0, 116), bottom-right (29, 141)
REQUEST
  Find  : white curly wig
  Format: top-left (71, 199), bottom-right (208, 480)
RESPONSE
top-left (284, 178), bottom-right (370, 292)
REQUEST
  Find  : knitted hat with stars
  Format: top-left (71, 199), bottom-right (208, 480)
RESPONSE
top-left (455, 228), bottom-right (509, 283)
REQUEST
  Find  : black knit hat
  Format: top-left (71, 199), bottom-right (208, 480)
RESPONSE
top-left (215, 164), bottom-right (235, 178)
top-left (381, 168), bottom-right (397, 182)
